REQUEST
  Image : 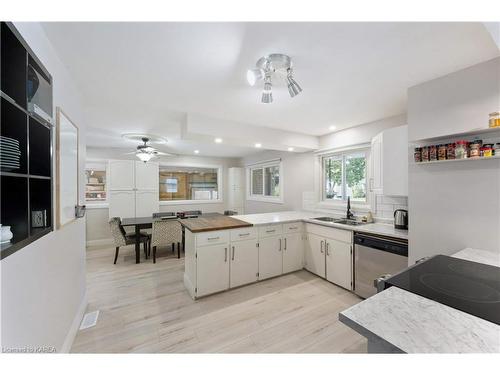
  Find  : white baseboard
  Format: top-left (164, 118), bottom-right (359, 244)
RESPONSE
top-left (60, 292), bottom-right (88, 353)
top-left (86, 238), bottom-right (113, 247)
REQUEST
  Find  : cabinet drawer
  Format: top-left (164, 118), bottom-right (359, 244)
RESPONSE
top-left (230, 227), bottom-right (258, 242)
top-left (258, 224), bottom-right (283, 238)
top-left (283, 222), bottom-right (303, 234)
top-left (196, 230), bottom-right (230, 247)
top-left (305, 223), bottom-right (352, 244)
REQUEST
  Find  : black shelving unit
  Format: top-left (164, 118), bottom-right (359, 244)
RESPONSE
top-left (1, 22), bottom-right (54, 259)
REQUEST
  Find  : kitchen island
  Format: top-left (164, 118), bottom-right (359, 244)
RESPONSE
top-left (181, 210), bottom-right (408, 299)
top-left (339, 248), bottom-right (500, 353)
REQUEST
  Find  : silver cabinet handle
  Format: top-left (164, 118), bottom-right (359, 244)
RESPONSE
top-left (279, 238), bottom-right (282, 251)
top-left (288, 226), bottom-right (298, 230)
top-left (326, 242), bottom-right (330, 256)
top-left (238, 233), bottom-right (250, 237)
top-left (208, 236), bottom-right (220, 241)
top-left (266, 229), bottom-right (276, 233)
top-left (232, 246), bottom-right (235, 261)
top-left (224, 248), bottom-right (227, 262)
top-left (320, 240), bottom-right (324, 253)
top-left (284, 238), bottom-right (287, 251)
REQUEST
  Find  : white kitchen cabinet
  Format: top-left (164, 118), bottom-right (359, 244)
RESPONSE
top-left (227, 167), bottom-right (245, 214)
top-left (370, 125), bottom-right (408, 196)
top-left (258, 235), bottom-right (283, 280)
top-left (304, 233), bottom-right (326, 278)
top-left (135, 161), bottom-right (159, 191)
top-left (108, 190), bottom-right (135, 218)
top-left (196, 243), bottom-right (230, 297)
top-left (326, 238), bottom-right (352, 290)
top-left (135, 190), bottom-right (159, 217)
top-left (283, 233), bottom-right (303, 273)
top-left (230, 239), bottom-right (259, 288)
top-left (108, 160), bottom-right (135, 190)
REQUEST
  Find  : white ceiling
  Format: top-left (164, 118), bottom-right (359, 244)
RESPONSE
top-left (41, 22), bottom-right (499, 156)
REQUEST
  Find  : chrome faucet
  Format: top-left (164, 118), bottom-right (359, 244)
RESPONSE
top-left (346, 196), bottom-right (354, 220)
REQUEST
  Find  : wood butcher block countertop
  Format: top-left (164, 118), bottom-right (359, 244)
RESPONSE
top-left (179, 215), bottom-right (253, 233)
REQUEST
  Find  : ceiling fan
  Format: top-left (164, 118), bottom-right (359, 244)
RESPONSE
top-left (125, 137), bottom-right (175, 162)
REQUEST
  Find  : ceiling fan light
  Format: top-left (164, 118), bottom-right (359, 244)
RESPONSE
top-left (247, 68), bottom-right (265, 86)
top-left (136, 152), bottom-right (154, 163)
top-left (261, 91), bottom-right (273, 104)
top-left (287, 76), bottom-right (302, 98)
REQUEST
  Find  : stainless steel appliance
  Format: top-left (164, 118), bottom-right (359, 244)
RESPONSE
top-left (393, 209), bottom-right (408, 230)
top-left (353, 232), bottom-right (408, 298)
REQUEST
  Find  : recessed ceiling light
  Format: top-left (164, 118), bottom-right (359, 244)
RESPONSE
top-left (288, 147), bottom-right (294, 152)
top-left (214, 138), bottom-right (223, 143)
top-left (329, 125), bottom-right (337, 131)
top-left (255, 143), bottom-right (262, 148)
top-left (194, 150), bottom-right (200, 154)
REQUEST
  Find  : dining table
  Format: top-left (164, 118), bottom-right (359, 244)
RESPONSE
top-left (121, 212), bottom-right (221, 263)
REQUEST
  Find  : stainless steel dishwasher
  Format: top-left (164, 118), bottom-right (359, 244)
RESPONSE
top-left (353, 232), bottom-right (408, 299)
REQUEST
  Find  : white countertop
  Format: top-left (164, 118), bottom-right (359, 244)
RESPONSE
top-left (232, 211), bottom-right (408, 240)
top-left (339, 248), bottom-right (500, 353)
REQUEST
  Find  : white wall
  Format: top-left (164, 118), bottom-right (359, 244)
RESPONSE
top-left (1, 22), bottom-right (87, 352)
top-left (85, 147), bottom-right (240, 243)
top-left (408, 57), bottom-right (500, 264)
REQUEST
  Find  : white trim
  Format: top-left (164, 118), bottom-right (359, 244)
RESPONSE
top-left (314, 142), bottom-right (371, 156)
top-left (86, 238), bottom-right (114, 247)
top-left (60, 292), bottom-right (88, 353)
top-left (159, 199), bottom-right (223, 206)
top-left (246, 157), bottom-right (281, 167)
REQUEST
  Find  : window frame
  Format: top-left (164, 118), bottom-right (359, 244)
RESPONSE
top-left (158, 162), bottom-right (223, 206)
top-left (319, 148), bottom-right (370, 208)
top-left (246, 160), bottom-right (284, 204)
top-left (84, 161), bottom-right (108, 208)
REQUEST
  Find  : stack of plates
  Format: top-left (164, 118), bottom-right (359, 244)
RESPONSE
top-left (1, 136), bottom-right (21, 171)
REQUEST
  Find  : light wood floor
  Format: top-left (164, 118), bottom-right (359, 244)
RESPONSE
top-left (71, 243), bottom-right (367, 353)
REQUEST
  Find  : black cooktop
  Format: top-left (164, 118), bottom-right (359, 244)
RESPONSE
top-left (385, 255), bottom-right (500, 325)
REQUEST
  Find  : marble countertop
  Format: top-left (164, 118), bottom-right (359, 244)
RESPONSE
top-left (231, 211), bottom-right (408, 240)
top-left (339, 248), bottom-right (500, 353)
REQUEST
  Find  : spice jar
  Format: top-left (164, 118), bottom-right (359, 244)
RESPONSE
top-left (470, 140), bottom-right (482, 158)
top-left (482, 144), bottom-right (494, 158)
top-left (421, 146), bottom-right (429, 162)
top-left (429, 145), bottom-right (438, 161)
top-left (414, 147), bottom-right (422, 162)
top-left (446, 143), bottom-right (455, 160)
top-left (489, 112), bottom-right (500, 128)
top-left (438, 144), bottom-right (447, 160)
top-left (455, 141), bottom-right (468, 159)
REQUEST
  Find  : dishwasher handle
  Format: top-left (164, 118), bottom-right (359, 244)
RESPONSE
top-left (354, 234), bottom-right (408, 257)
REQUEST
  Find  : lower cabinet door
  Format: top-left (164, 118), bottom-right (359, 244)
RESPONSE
top-left (135, 190), bottom-right (159, 217)
top-left (258, 236), bottom-right (283, 280)
top-left (108, 190), bottom-right (135, 219)
top-left (283, 233), bottom-right (303, 273)
top-left (304, 233), bottom-right (326, 278)
top-left (196, 244), bottom-right (230, 297)
top-left (325, 238), bottom-right (352, 290)
top-left (230, 239), bottom-right (259, 288)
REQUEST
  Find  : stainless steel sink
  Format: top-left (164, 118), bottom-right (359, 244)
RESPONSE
top-left (312, 217), bottom-right (366, 226)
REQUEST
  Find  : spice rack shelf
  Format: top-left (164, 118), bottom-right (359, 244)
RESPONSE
top-left (412, 155), bottom-right (500, 166)
top-left (411, 127), bottom-right (500, 144)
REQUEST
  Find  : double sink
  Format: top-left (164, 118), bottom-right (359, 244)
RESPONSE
top-left (312, 217), bottom-right (366, 226)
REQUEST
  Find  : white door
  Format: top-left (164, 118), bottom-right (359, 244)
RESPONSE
top-left (326, 238), bottom-right (352, 290)
top-left (371, 133), bottom-right (383, 194)
top-left (230, 239), bottom-right (259, 288)
top-left (283, 233), bottom-right (303, 273)
top-left (135, 190), bottom-right (159, 217)
top-left (196, 244), bottom-right (230, 297)
top-left (108, 190), bottom-right (135, 219)
top-left (304, 233), bottom-right (325, 278)
top-left (135, 161), bottom-right (159, 191)
top-left (258, 236), bottom-right (283, 280)
top-left (108, 160), bottom-right (135, 190)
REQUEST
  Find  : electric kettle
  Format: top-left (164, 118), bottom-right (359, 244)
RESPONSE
top-left (394, 209), bottom-right (408, 230)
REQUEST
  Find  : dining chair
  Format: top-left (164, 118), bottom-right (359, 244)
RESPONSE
top-left (109, 217), bottom-right (150, 264)
top-left (150, 219), bottom-right (183, 263)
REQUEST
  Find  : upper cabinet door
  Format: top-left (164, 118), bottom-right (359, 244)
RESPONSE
top-left (108, 160), bottom-right (135, 190)
top-left (135, 161), bottom-right (159, 191)
top-left (382, 125), bottom-right (408, 197)
top-left (1, 23), bottom-right (27, 109)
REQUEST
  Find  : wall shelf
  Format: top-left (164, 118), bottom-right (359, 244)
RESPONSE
top-left (412, 155), bottom-right (500, 166)
top-left (411, 127), bottom-right (500, 144)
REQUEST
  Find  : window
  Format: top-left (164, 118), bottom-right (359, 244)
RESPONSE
top-left (159, 166), bottom-right (220, 202)
top-left (323, 151), bottom-right (367, 203)
top-left (85, 164), bottom-right (107, 202)
top-left (248, 160), bottom-right (282, 202)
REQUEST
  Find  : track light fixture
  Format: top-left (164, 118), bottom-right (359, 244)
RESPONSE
top-left (246, 53), bottom-right (302, 103)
